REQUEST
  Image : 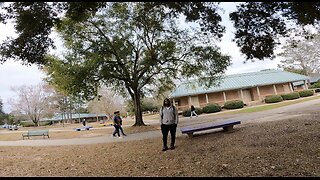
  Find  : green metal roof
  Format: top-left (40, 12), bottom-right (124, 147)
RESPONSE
top-left (170, 70), bottom-right (310, 98)
top-left (293, 74), bottom-right (319, 86)
top-left (310, 75), bottom-right (320, 83)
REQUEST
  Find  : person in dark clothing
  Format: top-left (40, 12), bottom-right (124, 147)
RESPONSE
top-left (190, 105), bottom-right (198, 118)
top-left (160, 98), bottom-right (179, 151)
top-left (113, 111), bottom-right (126, 137)
top-left (112, 111), bottom-right (121, 137)
top-left (115, 111), bottom-right (126, 136)
top-left (82, 119), bottom-right (86, 126)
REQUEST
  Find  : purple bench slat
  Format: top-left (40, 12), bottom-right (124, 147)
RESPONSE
top-left (180, 120), bottom-right (241, 135)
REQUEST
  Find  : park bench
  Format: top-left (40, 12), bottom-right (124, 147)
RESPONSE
top-left (180, 119), bottom-right (241, 137)
top-left (22, 129), bottom-right (49, 140)
top-left (75, 125), bottom-right (93, 131)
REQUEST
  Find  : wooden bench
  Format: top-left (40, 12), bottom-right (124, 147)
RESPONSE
top-left (180, 120), bottom-right (241, 137)
top-left (75, 125), bottom-right (93, 131)
top-left (22, 130), bottom-right (49, 140)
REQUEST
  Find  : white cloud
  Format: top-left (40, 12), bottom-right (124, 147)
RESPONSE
top-left (0, 61), bottom-right (45, 113)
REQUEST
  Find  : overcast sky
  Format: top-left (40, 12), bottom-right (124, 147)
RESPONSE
top-left (0, 2), bottom-right (282, 113)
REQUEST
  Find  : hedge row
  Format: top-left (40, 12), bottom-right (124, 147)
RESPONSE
top-left (182, 107), bottom-right (203, 117)
top-left (182, 89), bottom-right (315, 117)
top-left (265, 95), bottom-right (283, 103)
top-left (265, 90), bottom-right (314, 103)
top-left (202, 103), bottom-right (222, 113)
top-left (182, 100), bottom-right (244, 117)
top-left (281, 92), bottom-right (300, 100)
top-left (298, 90), bottom-right (314, 97)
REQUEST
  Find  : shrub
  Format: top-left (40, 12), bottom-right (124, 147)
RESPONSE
top-left (310, 82), bottom-right (320, 89)
top-left (19, 121), bottom-right (36, 127)
top-left (202, 103), bottom-right (222, 113)
top-left (298, 90), bottom-right (314, 97)
top-left (182, 110), bottom-right (191, 117)
top-left (264, 95), bottom-right (283, 103)
top-left (223, 100), bottom-right (244, 109)
top-left (280, 92), bottom-right (300, 100)
top-left (182, 107), bottom-right (203, 117)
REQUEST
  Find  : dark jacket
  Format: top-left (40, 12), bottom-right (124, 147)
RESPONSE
top-left (191, 105), bottom-right (195, 111)
top-left (113, 115), bottom-right (122, 125)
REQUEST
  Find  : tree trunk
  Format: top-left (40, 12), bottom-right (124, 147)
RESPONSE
top-left (132, 89), bottom-right (145, 126)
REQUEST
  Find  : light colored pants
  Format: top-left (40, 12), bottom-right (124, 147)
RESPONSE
top-left (190, 110), bottom-right (198, 118)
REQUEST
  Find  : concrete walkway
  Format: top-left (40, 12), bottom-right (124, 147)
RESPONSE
top-left (1, 97), bottom-right (319, 147)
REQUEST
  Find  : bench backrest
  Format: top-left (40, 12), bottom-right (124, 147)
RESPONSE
top-left (28, 130), bottom-right (49, 136)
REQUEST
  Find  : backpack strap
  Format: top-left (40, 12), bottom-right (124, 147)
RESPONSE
top-left (161, 106), bottom-right (163, 120)
top-left (173, 106), bottom-right (176, 122)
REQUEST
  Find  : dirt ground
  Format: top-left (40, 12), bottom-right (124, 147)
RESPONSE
top-left (0, 122), bottom-right (159, 141)
top-left (0, 106), bottom-right (319, 177)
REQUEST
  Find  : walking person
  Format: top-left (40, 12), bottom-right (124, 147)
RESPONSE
top-left (160, 98), bottom-right (179, 151)
top-left (190, 105), bottom-right (198, 118)
top-left (82, 119), bottom-right (86, 126)
top-left (112, 111), bottom-right (121, 138)
top-left (115, 111), bottom-right (127, 136)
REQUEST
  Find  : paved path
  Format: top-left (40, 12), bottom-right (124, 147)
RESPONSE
top-left (1, 97), bottom-right (319, 146)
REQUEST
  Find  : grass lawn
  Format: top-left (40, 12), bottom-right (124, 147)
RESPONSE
top-left (213, 94), bottom-right (320, 115)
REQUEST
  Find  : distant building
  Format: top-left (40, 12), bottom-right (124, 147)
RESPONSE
top-left (41, 113), bottom-right (108, 124)
top-left (169, 70), bottom-right (310, 112)
top-left (293, 73), bottom-right (320, 87)
top-left (309, 73), bottom-right (320, 85)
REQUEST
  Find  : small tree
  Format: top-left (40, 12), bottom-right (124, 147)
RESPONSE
top-left (8, 83), bottom-right (55, 126)
top-left (278, 33), bottom-right (320, 76)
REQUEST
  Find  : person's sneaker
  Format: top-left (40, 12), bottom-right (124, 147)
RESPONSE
top-left (169, 146), bottom-right (175, 150)
top-left (162, 147), bottom-right (168, 151)
top-left (123, 134), bottom-right (127, 136)
top-left (112, 135), bottom-right (117, 138)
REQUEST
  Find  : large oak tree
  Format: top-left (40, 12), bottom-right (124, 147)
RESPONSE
top-left (44, 2), bottom-right (231, 126)
top-left (1, 2), bottom-right (320, 126)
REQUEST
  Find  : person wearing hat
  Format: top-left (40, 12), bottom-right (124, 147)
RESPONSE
top-left (112, 111), bottom-right (126, 137)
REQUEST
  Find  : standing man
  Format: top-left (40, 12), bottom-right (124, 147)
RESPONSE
top-left (160, 98), bottom-right (179, 151)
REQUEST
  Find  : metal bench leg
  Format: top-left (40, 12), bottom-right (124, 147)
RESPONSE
top-left (187, 133), bottom-right (193, 138)
top-left (223, 125), bottom-right (234, 131)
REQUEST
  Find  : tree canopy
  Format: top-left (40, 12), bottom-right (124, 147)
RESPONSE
top-left (0, 2), bottom-right (319, 65)
top-left (229, 2), bottom-right (320, 61)
top-left (1, 2), bottom-right (320, 126)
